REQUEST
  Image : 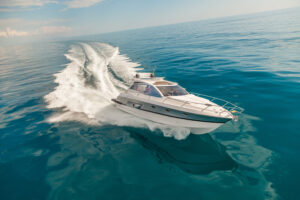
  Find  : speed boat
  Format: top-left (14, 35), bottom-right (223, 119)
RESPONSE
top-left (112, 73), bottom-right (243, 134)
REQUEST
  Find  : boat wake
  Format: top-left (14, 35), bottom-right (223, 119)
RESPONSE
top-left (44, 42), bottom-right (277, 198)
top-left (44, 42), bottom-right (190, 140)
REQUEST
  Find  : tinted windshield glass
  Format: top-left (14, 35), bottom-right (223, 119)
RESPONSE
top-left (156, 85), bottom-right (188, 96)
top-left (130, 82), bottom-right (162, 97)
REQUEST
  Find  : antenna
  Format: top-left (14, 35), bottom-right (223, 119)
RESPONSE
top-left (151, 65), bottom-right (157, 77)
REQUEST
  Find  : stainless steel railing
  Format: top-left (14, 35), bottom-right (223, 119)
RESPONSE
top-left (190, 92), bottom-right (244, 114)
top-left (125, 90), bottom-right (244, 117)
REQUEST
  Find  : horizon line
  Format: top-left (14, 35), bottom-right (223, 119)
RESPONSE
top-left (70, 5), bottom-right (300, 39)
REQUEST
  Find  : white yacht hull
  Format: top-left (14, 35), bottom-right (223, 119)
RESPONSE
top-left (116, 103), bottom-right (223, 135)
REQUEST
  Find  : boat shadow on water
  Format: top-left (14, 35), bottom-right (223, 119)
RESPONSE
top-left (126, 127), bottom-right (238, 175)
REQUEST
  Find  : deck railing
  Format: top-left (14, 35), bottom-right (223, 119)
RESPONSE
top-left (126, 90), bottom-right (244, 118)
top-left (190, 92), bottom-right (244, 114)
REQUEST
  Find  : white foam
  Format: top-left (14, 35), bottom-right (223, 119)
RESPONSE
top-left (44, 42), bottom-right (190, 140)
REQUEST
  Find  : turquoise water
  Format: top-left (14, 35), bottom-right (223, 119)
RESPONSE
top-left (1, 8), bottom-right (300, 200)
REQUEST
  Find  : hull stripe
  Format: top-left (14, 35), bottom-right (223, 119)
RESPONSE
top-left (112, 99), bottom-right (229, 124)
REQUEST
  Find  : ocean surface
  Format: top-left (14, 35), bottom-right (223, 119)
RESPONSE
top-left (1, 7), bottom-right (300, 200)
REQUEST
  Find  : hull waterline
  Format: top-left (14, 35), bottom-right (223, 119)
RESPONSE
top-left (115, 103), bottom-right (223, 135)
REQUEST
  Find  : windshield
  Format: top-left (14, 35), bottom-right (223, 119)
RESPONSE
top-left (130, 82), bottom-right (162, 97)
top-left (156, 85), bottom-right (188, 96)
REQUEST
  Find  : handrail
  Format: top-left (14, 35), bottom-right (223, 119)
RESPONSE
top-left (190, 92), bottom-right (244, 114)
top-left (125, 90), bottom-right (244, 117)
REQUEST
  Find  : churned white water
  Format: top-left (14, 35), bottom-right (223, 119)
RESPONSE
top-left (44, 42), bottom-right (190, 140)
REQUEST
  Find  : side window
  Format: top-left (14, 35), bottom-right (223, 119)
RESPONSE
top-left (130, 82), bottom-right (139, 90)
top-left (130, 82), bottom-right (146, 93)
top-left (130, 82), bottom-right (161, 97)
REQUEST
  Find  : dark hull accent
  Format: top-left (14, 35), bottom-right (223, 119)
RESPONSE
top-left (114, 97), bottom-right (232, 123)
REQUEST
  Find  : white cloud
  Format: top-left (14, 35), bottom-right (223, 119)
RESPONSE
top-left (0, 0), bottom-right (57, 7)
top-left (0, 7), bottom-right (32, 12)
top-left (0, 25), bottom-right (71, 38)
top-left (0, 28), bottom-right (29, 37)
top-left (64, 0), bottom-right (104, 8)
top-left (0, 19), bottom-right (23, 28)
top-left (0, 31), bottom-right (8, 37)
top-left (0, 18), bottom-right (72, 39)
top-left (0, 18), bottom-right (68, 29)
top-left (40, 26), bottom-right (72, 34)
top-left (0, 0), bottom-right (104, 12)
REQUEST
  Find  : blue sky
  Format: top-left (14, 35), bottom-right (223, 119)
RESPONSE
top-left (0, 0), bottom-right (300, 39)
